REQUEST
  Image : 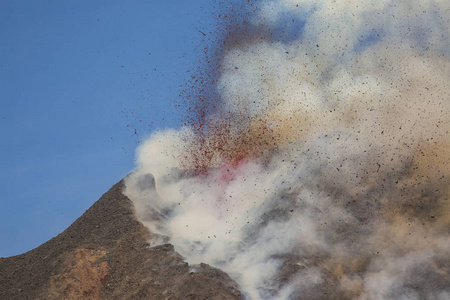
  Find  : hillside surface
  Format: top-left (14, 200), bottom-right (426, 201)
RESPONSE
top-left (0, 180), bottom-right (243, 300)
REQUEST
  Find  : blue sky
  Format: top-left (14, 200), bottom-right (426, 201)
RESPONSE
top-left (0, 0), bottom-right (214, 257)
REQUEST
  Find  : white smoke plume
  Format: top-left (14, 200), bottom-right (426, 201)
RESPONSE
top-left (124, 0), bottom-right (449, 299)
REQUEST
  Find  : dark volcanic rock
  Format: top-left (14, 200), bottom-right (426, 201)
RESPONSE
top-left (0, 180), bottom-right (243, 300)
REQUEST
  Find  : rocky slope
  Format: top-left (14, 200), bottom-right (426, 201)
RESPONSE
top-left (0, 180), bottom-right (243, 300)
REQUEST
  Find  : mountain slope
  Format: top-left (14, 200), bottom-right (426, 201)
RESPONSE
top-left (0, 180), bottom-right (243, 300)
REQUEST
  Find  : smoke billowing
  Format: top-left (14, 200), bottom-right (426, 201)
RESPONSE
top-left (124, 0), bottom-right (449, 299)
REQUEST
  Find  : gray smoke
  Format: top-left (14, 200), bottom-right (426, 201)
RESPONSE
top-left (124, 0), bottom-right (449, 299)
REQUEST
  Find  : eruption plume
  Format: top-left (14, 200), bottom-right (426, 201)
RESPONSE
top-left (124, 0), bottom-right (449, 299)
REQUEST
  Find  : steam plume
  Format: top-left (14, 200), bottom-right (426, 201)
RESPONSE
top-left (124, 0), bottom-right (449, 299)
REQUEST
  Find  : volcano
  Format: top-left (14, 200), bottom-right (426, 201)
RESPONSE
top-left (2, 1), bottom-right (449, 299)
top-left (0, 180), bottom-right (243, 300)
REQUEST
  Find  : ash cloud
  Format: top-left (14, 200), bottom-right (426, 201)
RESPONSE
top-left (124, 0), bottom-right (449, 299)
